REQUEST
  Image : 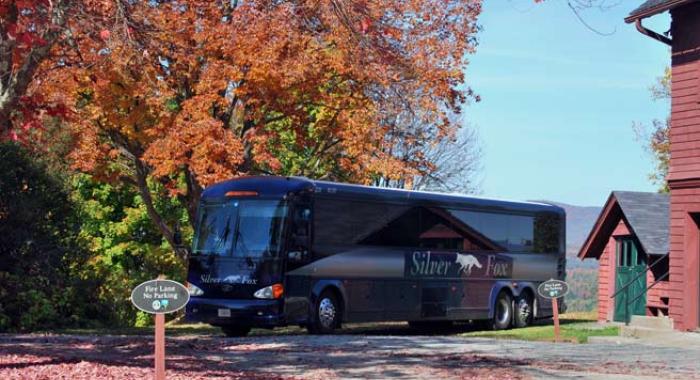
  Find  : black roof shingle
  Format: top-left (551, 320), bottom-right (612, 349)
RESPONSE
top-left (613, 191), bottom-right (669, 255)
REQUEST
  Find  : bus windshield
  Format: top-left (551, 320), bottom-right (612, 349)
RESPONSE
top-left (193, 199), bottom-right (287, 257)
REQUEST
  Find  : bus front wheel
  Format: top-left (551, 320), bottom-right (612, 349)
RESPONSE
top-left (492, 291), bottom-right (513, 330)
top-left (221, 325), bottom-right (251, 337)
top-left (308, 290), bottom-right (341, 334)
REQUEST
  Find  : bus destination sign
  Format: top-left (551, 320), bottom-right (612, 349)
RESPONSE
top-left (537, 279), bottom-right (569, 299)
top-left (131, 279), bottom-right (190, 314)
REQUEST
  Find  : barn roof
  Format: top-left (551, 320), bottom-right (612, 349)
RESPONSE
top-left (578, 191), bottom-right (669, 259)
top-left (626, 0), bottom-right (698, 23)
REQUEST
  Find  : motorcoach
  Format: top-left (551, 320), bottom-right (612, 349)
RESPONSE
top-left (185, 176), bottom-right (566, 336)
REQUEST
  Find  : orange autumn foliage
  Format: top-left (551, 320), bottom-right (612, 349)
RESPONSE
top-left (0, 0), bottom-right (119, 141)
top-left (39, 0), bottom-right (482, 252)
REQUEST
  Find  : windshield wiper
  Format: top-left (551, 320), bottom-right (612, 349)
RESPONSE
top-left (234, 218), bottom-right (251, 256)
top-left (213, 216), bottom-right (232, 252)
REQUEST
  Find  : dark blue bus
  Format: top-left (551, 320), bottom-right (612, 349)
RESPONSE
top-left (185, 176), bottom-right (566, 336)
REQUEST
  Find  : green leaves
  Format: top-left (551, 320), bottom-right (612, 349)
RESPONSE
top-left (70, 174), bottom-right (188, 327)
top-left (0, 144), bottom-right (190, 331)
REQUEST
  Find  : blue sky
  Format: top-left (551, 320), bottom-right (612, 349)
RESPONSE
top-left (466, 1), bottom-right (670, 206)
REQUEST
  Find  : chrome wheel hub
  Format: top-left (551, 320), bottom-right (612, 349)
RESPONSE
top-left (318, 298), bottom-right (336, 328)
top-left (517, 298), bottom-right (531, 321)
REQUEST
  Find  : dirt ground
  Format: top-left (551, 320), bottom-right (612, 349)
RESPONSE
top-left (1, 329), bottom-right (699, 380)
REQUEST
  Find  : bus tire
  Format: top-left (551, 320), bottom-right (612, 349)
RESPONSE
top-left (308, 290), bottom-right (341, 334)
top-left (492, 291), bottom-right (513, 330)
top-left (513, 292), bottom-right (534, 328)
top-left (221, 325), bottom-right (251, 337)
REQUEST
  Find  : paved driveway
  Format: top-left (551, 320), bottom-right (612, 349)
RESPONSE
top-left (214, 333), bottom-right (700, 379)
top-left (1, 331), bottom-right (699, 379)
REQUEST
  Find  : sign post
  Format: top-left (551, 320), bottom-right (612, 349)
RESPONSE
top-left (537, 279), bottom-right (569, 343)
top-left (552, 297), bottom-right (560, 343)
top-left (131, 277), bottom-right (190, 380)
top-left (155, 312), bottom-right (165, 380)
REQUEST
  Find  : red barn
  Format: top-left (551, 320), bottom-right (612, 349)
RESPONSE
top-left (581, 0), bottom-right (700, 331)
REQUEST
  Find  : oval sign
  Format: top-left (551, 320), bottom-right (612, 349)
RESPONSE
top-left (131, 279), bottom-right (190, 314)
top-left (537, 279), bottom-right (569, 299)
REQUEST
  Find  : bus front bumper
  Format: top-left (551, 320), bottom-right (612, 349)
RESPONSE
top-left (186, 297), bottom-right (285, 327)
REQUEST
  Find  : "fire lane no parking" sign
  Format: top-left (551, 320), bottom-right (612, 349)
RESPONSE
top-left (130, 279), bottom-right (189, 314)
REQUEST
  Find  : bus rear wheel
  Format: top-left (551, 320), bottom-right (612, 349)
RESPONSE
top-left (513, 292), bottom-right (534, 328)
top-left (221, 325), bottom-right (251, 337)
top-left (308, 290), bottom-right (341, 334)
top-left (492, 291), bottom-right (513, 330)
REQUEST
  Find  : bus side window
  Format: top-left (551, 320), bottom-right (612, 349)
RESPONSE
top-left (288, 204), bottom-right (312, 264)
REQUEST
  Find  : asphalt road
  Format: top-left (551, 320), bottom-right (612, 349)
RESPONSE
top-left (2, 331), bottom-right (699, 379)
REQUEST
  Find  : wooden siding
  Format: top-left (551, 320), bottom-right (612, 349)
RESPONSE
top-left (597, 234), bottom-right (613, 321)
top-left (646, 260), bottom-right (670, 316)
top-left (597, 220), bottom-right (630, 322)
top-left (668, 3), bottom-right (700, 183)
top-left (667, 192), bottom-right (700, 330)
top-left (667, 2), bottom-right (700, 331)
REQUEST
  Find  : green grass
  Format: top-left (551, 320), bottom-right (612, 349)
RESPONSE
top-left (459, 312), bottom-right (619, 343)
top-left (459, 323), bottom-right (619, 343)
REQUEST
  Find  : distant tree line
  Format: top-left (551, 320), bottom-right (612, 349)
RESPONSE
top-left (565, 268), bottom-right (598, 313)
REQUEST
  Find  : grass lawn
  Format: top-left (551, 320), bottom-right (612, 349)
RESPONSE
top-left (459, 311), bottom-right (620, 343)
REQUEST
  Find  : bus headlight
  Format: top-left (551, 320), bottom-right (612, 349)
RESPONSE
top-left (254, 283), bottom-right (284, 299)
top-left (187, 282), bottom-right (204, 297)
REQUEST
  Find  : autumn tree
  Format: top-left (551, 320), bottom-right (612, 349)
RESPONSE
top-left (0, 0), bottom-right (123, 141)
top-left (1, 0), bottom-right (65, 139)
top-left (634, 67), bottom-right (671, 193)
top-left (39, 0), bottom-right (482, 257)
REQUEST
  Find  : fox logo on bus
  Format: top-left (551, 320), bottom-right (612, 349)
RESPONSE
top-left (455, 253), bottom-right (482, 275)
top-left (406, 251), bottom-right (513, 279)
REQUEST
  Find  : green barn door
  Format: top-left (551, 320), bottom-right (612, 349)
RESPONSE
top-left (613, 237), bottom-right (647, 322)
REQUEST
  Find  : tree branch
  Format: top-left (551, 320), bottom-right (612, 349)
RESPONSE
top-left (132, 156), bottom-right (185, 259)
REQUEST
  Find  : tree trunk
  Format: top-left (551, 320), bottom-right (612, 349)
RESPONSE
top-left (133, 157), bottom-right (189, 260)
top-left (183, 167), bottom-right (202, 230)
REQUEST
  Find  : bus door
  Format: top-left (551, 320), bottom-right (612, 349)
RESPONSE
top-left (284, 196), bottom-right (313, 320)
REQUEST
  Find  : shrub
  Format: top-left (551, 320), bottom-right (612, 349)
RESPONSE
top-left (0, 143), bottom-right (93, 331)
